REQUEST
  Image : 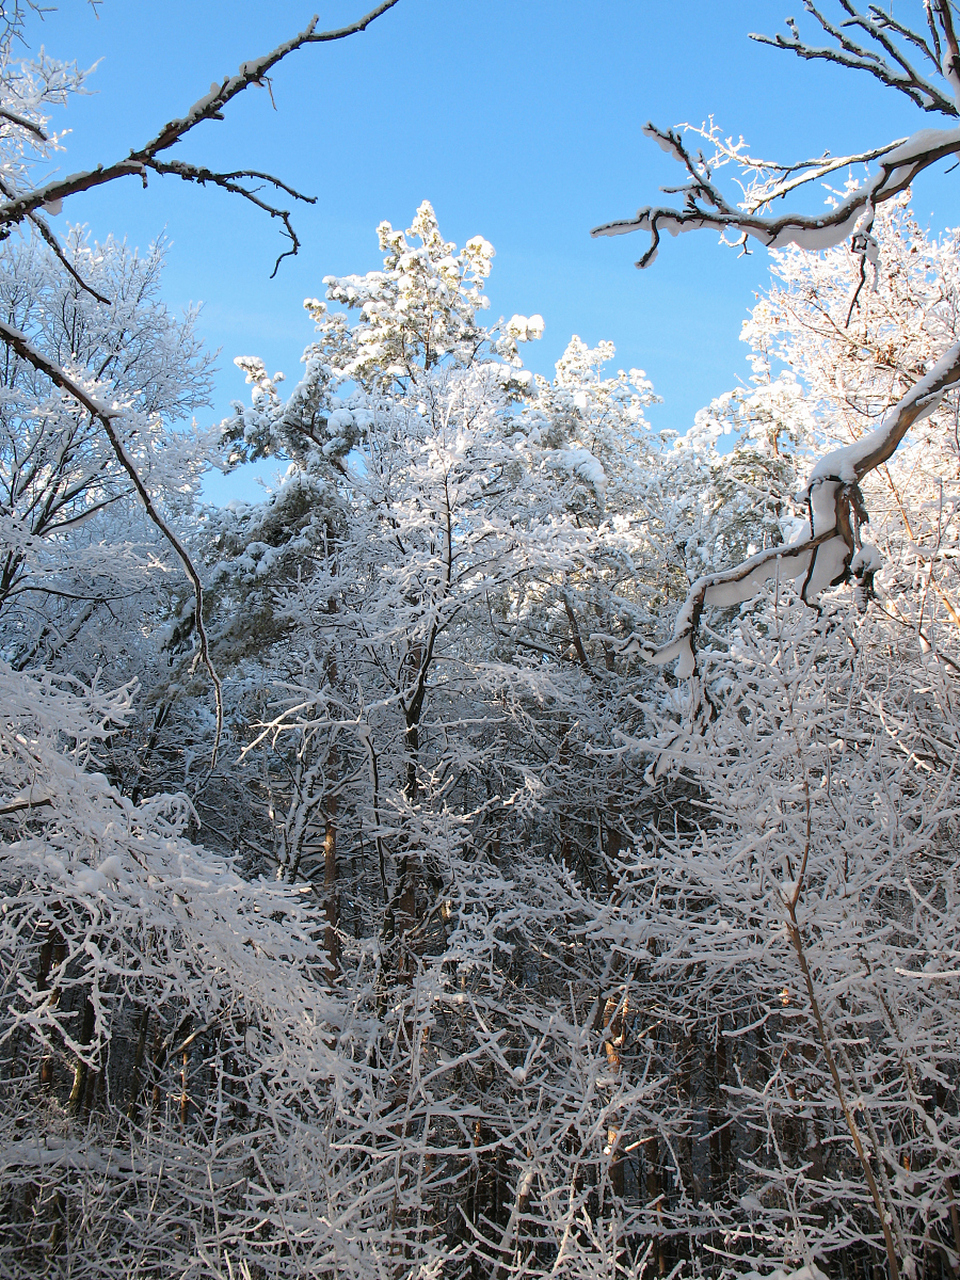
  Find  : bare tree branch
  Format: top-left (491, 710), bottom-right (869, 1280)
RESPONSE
top-left (672, 120), bottom-right (909, 214)
top-left (750, 0), bottom-right (958, 115)
top-left (0, 1), bottom-right (401, 269)
top-left (0, 168), bottom-right (111, 302)
top-left (144, 158), bottom-right (314, 278)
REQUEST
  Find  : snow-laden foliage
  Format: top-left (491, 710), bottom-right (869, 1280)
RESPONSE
top-left (591, 195), bottom-right (960, 1280)
top-left (604, 588), bottom-right (960, 1278)
top-left (6, 190), bottom-right (959, 1280)
top-left (180, 193), bottom-right (960, 1278)
top-left (0, 20), bottom-right (349, 1280)
top-left (4, 5), bottom-right (960, 1277)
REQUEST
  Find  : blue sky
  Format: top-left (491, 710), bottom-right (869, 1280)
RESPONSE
top-left (28, 1), bottom-right (960, 497)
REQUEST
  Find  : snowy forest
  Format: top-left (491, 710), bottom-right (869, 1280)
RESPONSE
top-left (3, 2), bottom-right (960, 1278)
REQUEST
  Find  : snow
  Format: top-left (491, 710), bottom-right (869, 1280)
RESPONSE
top-left (803, 535), bottom-right (850, 598)
top-left (742, 1267), bottom-right (830, 1280)
top-left (558, 446), bottom-right (607, 497)
top-left (766, 207), bottom-right (862, 252)
top-left (883, 126), bottom-right (960, 165)
top-left (71, 867), bottom-right (106, 894)
top-left (674, 639), bottom-right (696, 679)
top-left (506, 313), bottom-right (544, 342)
top-left (702, 551), bottom-right (810, 608)
top-left (851, 543), bottom-right (882, 574)
top-left (644, 123), bottom-right (681, 155)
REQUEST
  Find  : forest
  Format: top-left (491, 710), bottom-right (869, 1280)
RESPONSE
top-left (1, 2), bottom-right (960, 1279)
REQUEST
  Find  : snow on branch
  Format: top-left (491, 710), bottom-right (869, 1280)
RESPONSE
top-left (592, 3), bottom-right (960, 267)
top-left (749, 0), bottom-right (960, 116)
top-left (638, 340), bottom-right (960, 678)
top-left (600, 3), bottom-right (960, 682)
top-left (592, 122), bottom-right (960, 268)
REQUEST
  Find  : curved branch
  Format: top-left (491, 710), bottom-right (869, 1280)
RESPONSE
top-left (0, 170), bottom-right (111, 302)
top-left (637, 340), bottom-right (960, 678)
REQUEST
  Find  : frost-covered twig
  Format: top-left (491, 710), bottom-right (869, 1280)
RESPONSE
top-left (672, 119), bottom-right (910, 215)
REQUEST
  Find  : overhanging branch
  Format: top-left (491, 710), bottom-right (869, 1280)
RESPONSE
top-left (592, 123), bottom-right (960, 268)
top-left (635, 341), bottom-right (960, 679)
top-left (0, 1), bottom-right (401, 270)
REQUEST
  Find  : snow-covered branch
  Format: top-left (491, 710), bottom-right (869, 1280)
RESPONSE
top-left (593, 4), bottom-right (960, 267)
top-left (642, 340), bottom-right (960, 677)
top-left (592, 123), bottom-right (960, 267)
top-left (749, 0), bottom-right (959, 115)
